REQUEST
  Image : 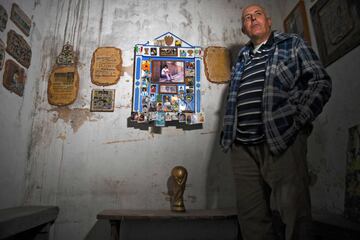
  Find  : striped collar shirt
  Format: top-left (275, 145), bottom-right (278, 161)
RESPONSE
top-left (236, 36), bottom-right (273, 144)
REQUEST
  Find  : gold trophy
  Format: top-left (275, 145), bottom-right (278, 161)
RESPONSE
top-left (170, 166), bottom-right (188, 212)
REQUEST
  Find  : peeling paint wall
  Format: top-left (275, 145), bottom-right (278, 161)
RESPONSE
top-left (280, 0), bottom-right (360, 215)
top-left (0, 0), bottom-right (287, 239)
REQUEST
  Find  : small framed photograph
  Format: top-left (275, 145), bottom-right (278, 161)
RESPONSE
top-left (150, 84), bottom-right (157, 93)
top-left (90, 89), bottom-right (115, 112)
top-left (310, 0), bottom-right (360, 66)
top-left (160, 47), bottom-right (178, 56)
top-left (185, 113), bottom-right (193, 125)
top-left (284, 0), bottom-right (311, 44)
top-left (155, 112), bottom-right (165, 127)
top-left (179, 113), bottom-right (186, 123)
top-left (151, 60), bottom-right (185, 83)
top-left (159, 84), bottom-right (177, 94)
top-left (185, 76), bottom-right (194, 86)
top-left (150, 48), bottom-right (157, 56)
top-left (130, 112), bottom-right (139, 121)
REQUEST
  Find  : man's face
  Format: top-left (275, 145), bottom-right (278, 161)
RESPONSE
top-left (242, 5), bottom-right (272, 43)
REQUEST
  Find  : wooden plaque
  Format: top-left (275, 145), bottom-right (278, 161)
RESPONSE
top-left (3, 60), bottom-right (26, 96)
top-left (203, 46), bottom-right (231, 83)
top-left (6, 30), bottom-right (31, 68)
top-left (48, 66), bottom-right (79, 106)
top-left (91, 47), bottom-right (122, 86)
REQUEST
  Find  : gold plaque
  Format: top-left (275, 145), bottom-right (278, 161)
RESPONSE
top-left (48, 66), bottom-right (79, 106)
top-left (91, 47), bottom-right (122, 86)
top-left (203, 46), bottom-right (231, 84)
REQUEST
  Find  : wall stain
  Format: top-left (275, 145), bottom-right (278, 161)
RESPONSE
top-left (115, 104), bottom-right (131, 109)
top-left (57, 132), bottom-right (67, 141)
top-left (49, 107), bottom-right (94, 133)
top-left (98, 0), bottom-right (105, 46)
top-left (187, 195), bottom-right (197, 203)
top-left (179, 0), bottom-right (192, 28)
top-left (90, 177), bottom-right (138, 197)
top-left (200, 131), bottom-right (217, 135)
top-left (162, 191), bottom-right (171, 202)
top-left (104, 138), bottom-right (145, 144)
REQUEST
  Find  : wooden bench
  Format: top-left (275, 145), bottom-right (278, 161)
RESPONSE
top-left (0, 206), bottom-right (59, 240)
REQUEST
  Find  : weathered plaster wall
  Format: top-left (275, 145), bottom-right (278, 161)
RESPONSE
top-left (279, 0), bottom-right (360, 215)
top-left (0, 0), bottom-right (42, 207)
top-left (0, 0), bottom-right (289, 239)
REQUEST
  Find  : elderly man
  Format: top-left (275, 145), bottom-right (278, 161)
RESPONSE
top-left (220, 4), bottom-right (331, 240)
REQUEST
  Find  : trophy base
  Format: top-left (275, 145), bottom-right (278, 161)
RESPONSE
top-left (171, 205), bottom-right (186, 212)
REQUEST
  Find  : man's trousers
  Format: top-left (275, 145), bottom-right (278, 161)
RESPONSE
top-left (231, 131), bottom-right (313, 240)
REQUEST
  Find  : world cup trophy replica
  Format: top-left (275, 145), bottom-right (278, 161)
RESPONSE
top-left (170, 166), bottom-right (188, 212)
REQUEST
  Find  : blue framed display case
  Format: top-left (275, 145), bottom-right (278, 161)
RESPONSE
top-left (131, 32), bottom-right (204, 126)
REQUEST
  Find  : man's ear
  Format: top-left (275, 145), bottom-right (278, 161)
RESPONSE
top-left (241, 26), bottom-right (246, 34)
top-left (267, 18), bottom-right (272, 28)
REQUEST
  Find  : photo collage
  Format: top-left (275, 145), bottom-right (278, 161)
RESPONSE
top-left (130, 59), bottom-right (204, 126)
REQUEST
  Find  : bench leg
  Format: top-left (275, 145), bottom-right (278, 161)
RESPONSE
top-left (110, 220), bottom-right (120, 240)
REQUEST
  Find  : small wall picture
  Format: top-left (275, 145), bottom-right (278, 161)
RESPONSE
top-left (155, 112), bottom-right (165, 127)
top-left (10, 3), bottom-right (31, 36)
top-left (152, 60), bottom-right (184, 83)
top-left (159, 84), bottom-right (177, 94)
top-left (90, 89), bottom-right (115, 112)
top-left (185, 113), bottom-right (193, 125)
top-left (185, 76), bottom-right (194, 86)
top-left (3, 59), bottom-right (25, 96)
top-left (130, 112), bottom-right (139, 122)
top-left (179, 113), bottom-right (186, 122)
top-left (150, 48), bottom-right (157, 56)
top-left (284, 0), bottom-right (311, 45)
top-left (150, 84), bottom-right (157, 93)
top-left (160, 47), bottom-right (177, 56)
top-left (0, 4), bottom-right (8, 32)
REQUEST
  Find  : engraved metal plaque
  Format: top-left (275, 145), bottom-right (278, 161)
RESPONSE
top-left (0, 4), bottom-right (8, 32)
top-left (10, 3), bottom-right (31, 36)
top-left (6, 30), bottom-right (31, 68)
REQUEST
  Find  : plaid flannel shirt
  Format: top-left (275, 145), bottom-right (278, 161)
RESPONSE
top-left (220, 31), bottom-right (332, 155)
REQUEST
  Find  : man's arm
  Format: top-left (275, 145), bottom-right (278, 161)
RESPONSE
top-left (294, 39), bottom-right (332, 128)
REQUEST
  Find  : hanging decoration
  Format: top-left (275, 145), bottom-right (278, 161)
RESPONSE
top-left (48, 43), bottom-right (79, 106)
top-left (130, 32), bottom-right (204, 126)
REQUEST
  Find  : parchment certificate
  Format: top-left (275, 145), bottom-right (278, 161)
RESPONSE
top-left (91, 47), bottom-right (122, 86)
